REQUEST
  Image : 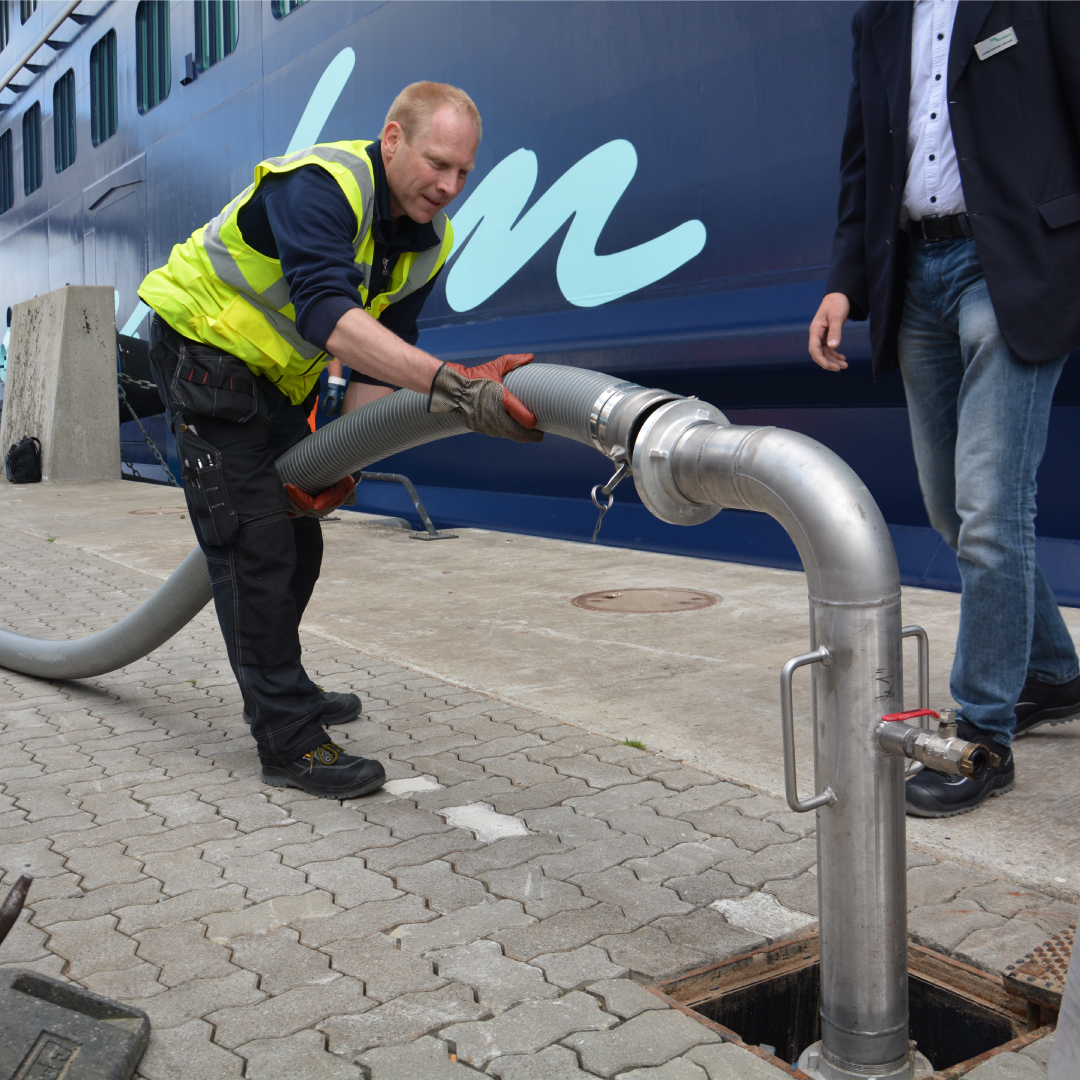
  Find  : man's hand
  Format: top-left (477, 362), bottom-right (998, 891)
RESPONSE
top-left (809, 292), bottom-right (851, 371)
top-left (429, 354), bottom-right (543, 443)
top-left (285, 476), bottom-right (357, 519)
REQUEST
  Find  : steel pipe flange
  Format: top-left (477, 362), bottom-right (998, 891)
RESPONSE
top-left (631, 398), bottom-right (729, 525)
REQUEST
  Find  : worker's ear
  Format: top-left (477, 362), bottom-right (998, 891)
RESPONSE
top-left (382, 120), bottom-right (404, 161)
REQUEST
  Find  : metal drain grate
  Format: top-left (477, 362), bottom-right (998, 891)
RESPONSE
top-left (571, 588), bottom-right (720, 613)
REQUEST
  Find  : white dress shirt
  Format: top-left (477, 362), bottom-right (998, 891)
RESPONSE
top-left (902, 0), bottom-right (967, 222)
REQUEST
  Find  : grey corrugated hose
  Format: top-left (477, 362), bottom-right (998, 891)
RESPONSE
top-left (0, 364), bottom-right (626, 681)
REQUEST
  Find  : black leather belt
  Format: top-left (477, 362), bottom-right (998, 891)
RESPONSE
top-left (906, 213), bottom-right (973, 242)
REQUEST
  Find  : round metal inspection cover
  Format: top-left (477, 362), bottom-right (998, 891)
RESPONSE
top-left (571, 588), bottom-right (720, 613)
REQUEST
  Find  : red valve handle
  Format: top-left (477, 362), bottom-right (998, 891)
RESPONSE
top-left (881, 709), bottom-right (940, 723)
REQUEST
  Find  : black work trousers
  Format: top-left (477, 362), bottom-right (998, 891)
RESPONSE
top-left (148, 316), bottom-right (328, 766)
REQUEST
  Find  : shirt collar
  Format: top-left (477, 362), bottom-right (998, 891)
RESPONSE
top-left (365, 140), bottom-right (441, 252)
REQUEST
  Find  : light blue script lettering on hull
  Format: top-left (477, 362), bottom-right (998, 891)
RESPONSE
top-left (446, 141), bottom-right (706, 311)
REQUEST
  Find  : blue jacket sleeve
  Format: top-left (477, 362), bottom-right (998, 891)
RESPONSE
top-left (262, 166), bottom-right (365, 351)
top-left (824, 7), bottom-right (871, 322)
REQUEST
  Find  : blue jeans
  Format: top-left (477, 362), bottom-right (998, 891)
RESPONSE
top-left (898, 238), bottom-right (1079, 744)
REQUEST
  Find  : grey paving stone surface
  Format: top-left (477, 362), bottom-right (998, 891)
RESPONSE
top-left (0, 520), bottom-right (1069, 1079)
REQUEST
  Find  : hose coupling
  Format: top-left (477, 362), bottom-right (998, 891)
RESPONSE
top-left (876, 709), bottom-right (997, 780)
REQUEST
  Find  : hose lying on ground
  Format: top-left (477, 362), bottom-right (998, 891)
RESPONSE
top-left (0, 365), bottom-right (632, 680)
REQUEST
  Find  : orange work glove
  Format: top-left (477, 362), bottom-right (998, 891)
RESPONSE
top-left (284, 475), bottom-right (357, 519)
top-left (444, 353), bottom-right (539, 431)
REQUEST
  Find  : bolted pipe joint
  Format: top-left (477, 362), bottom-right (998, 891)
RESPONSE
top-left (876, 711), bottom-right (995, 780)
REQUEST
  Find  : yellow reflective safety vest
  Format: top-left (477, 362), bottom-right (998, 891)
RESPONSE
top-left (138, 140), bottom-right (454, 405)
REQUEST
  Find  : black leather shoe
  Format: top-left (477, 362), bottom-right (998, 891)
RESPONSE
top-left (905, 720), bottom-right (1014, 818)
top-left (244, 688), bottom-right (361, 726)
top-left (261, 742), bottom-right (385, 799)
top-left (1013, 673), bottom-right (1080, 738)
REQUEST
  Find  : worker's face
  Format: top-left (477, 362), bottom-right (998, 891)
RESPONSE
top-left (382, 106), bottom-right (478, 223)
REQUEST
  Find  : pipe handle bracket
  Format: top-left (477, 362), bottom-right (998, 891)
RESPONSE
top-left (780, 646), bottom-right (838, 813)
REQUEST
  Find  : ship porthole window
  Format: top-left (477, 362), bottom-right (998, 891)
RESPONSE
top-left (91, 30), bottom-right (119, 146)
top-left (271, 0), bottom-right (308, 20)
top-left (195, 1), bottom-right (238, 73)
top-left (136, 0), bottom-right (171, 115)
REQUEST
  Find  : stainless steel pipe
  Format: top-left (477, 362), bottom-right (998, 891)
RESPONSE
top-left (626, 408), bottom-right (923, 1079)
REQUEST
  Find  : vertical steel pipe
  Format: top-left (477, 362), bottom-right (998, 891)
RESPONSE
top-left (629, 414), bottom-right (915, 1079)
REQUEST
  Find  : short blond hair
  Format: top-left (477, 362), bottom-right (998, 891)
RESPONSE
top-left (383, 81), bottom-right (482, 143)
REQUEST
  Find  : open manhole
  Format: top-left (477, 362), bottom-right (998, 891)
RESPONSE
top-left (654, 935), bottom-right (1053, 1077)
top-left (571, 588), bottom-right (719, 613)
top-left (128, 508), bottom-right (187, 516)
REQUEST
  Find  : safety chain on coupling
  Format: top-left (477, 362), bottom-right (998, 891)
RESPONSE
top-left (117, 376), bottom-right (180, 487)
top-left (590, 445), bottom-right (630, 543)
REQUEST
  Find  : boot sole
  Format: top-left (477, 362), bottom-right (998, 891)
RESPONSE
top-left (260, 768), bottom-right (384, 800)
top-left (905, 777), bottom-right (1015, 818)
top-left (1013, 707), bottom-right (1080, 738)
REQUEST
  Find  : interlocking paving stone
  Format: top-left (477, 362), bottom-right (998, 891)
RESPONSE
top-left (393, 898), bottom-right (535, 953)
top-left (487, 1044), bottom-right (598, 1079)
top-left (587, 977), bottom-right (669, 1019)
top-left (763, 872), bottom-right (818, 916)
top-left (141, 847), bottom-right (227, 895)
top-left (133, 923), bottom-right (235, 986)
top-left (219, 850), bottom-right (316, 901)
top-left (322, 982), bottom-right (489, 1054)
top-left (203, 890), bottom-right (341, 942)
top-left (134, 1018), bottom-right (246, 1080)
top-left (481, 864), bottom-right (597, 918)
top-left (393, 858), bottom-right (490, 912)
top-left (667, 870), bottom-right (749, 907)
top-left (685, 1042), bottom-right (795, 1079)
top-left (907, 899), bottom-right (1006, 953)
top-left (532, 943), bottom-right (628, 988)
top-left (655, 907), bottom-right (768, 961)
top-left (592, 807), bottom-right (712, 848)
top-left (488, 777), bottom-right (592, 815)
top-left (1020, 1032), bottom-right (1054, 1067)
top-left (495, 902), bottom-right (640, 961)
top-left (229, 927), bottom-right (341, 992)
top-left (626, 839), bottom-right (742, 883)
top-left (717, 837), bottom-right (818, 887)
top-left (962, 1054), bottom-right (1046, 1079)
top-left (593, 926), bottom-right (711, 980)
top-left (679, 807), bottom-right (799, 852)
top-left (429, 939), bottom-right (557, 1010)
top-left (356, 1035), bottom-right (478, 1079)
top-left (442, 989), bottom-right (617, 1069)
top-left (32, 878), bottom-right (165, 926)
top-left (82, 961), bottom-right (166, 1002)
top-left (140, 968), bottom-right (266, 1029)
top-left (241, 1029), bottom-right (366, 1080)
top-left (959, 881), bottom-right (1057, 918)
top-left (617, 1060), bottom-right (709, 1080)
top-left (573, 867), bottom-right (693, 923)
top-left (324, 933), bottom-right (446, 1000)
top-left (952, 917), bottom-right (1056, 976)
top-left (564, 1008), bottom-right (722, 1077)
top-left (568, 781), bottom-right (675, 815)
top-left (361, 829), bottom-right (482, 871)
top-left (533, 835), bottom-right (661, 880)
top-left (303, 856), bottom-right (403, 907)
top-left (116, 883), bottom-right (250, 934)
top-left (906, 861), bottom-right (996, 908)
top-left (208, 976), bottom-right (371, 1048)
top-left (46, 913), bottom-right (141, 978)
top-left (449, 832), bottom-right (569, 876)
top-left (299, 894), bottom-right (439, 949)
top-left (277, 827), bottom-right (395, 867)
top-left (521, 806), bottom-right (621, 846)
top-left (711, 892), bottom-right (816, 942)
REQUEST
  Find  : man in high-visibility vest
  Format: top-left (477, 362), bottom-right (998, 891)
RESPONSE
top-left (140, 82), bottom-right (541, 800)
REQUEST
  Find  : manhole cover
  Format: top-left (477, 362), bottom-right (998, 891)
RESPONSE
top-left (129, 508), bottom-right (187, 515)
top-left (571, 588), bottom-right (719, 613)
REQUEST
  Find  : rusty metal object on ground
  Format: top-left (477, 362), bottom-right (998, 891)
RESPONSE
top-left (1003, 924), bottom-right (1075, 1010)
top-left (571, 588), bottom-right (719, 613)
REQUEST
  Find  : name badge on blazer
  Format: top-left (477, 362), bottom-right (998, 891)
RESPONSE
top-left (974, 26), bottom-right (1018, 60)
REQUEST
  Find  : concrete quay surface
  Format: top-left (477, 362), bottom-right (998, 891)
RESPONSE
top-left (0, 478), bottom-right (1075, 1079)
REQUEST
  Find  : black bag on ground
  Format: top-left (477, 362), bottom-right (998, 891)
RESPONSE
top-left (5, 436), bottom-right (42, 483)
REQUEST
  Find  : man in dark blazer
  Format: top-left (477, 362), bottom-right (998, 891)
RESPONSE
top-left (809, 1), bottom-right (1080, 817)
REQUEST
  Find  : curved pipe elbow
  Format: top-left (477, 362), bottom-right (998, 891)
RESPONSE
top-left (668, 424), bottom-right (900, 607)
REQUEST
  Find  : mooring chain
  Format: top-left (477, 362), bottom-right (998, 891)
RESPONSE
top-left (590, 446), bottom-right (630, 543)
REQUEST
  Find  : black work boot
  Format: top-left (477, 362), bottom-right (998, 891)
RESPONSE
top-left (1013, 673), bottom-right (1080, 737)
top-left (244, 688), bottom-right (361, 726)
top-left (905, 719), bottom-right (1014, 818)
top-left (261, 742), bottom-right (385, 799)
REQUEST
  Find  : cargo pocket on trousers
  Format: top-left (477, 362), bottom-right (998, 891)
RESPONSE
top-left (172, 343), bottom-right (259, 422)
top-left (176, 424), bottom-right (239, 547)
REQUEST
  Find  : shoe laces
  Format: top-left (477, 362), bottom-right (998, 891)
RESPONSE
top-left (304, 741), bottom-right (344, 770)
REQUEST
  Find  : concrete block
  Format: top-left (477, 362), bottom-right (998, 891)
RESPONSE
top-left (391, 898), bottom-right (534, 953)
top-left (241, 1029), bottom-right (365, 1080)
top-left (710, 892), bottom-right (817, 942)
top-left (357, 1035), bottom-right (477, 1079)
top-left (593, 926), bottom-right (711, 980)
top-left (481, 864), bottom-right (597, 919)
top-left (495, 903), bottom-right (639, 961)
top-left (532, 944), bottom-right (628, 989)
top-left (429, 939), bottom-right (556, 1010)
top-left (686, 1041), bottom-right (794, 1079)
top-left (0, 286), bottom-right (120, 482)
top-left (488, 1044), bottom-right (596, 1079)
top-left (229, 927), bottom-right (339, 993)
top-left (563, 1008), bottom-right (721, 1077)
top-left (0, 967), bottom-right (149, 1079)
top-left (617, 1060), bottom-right (709, 1080)
top-left (324, 933), bottom-right (445, 1001)
top-left (135, 1019), bottom-right (245, 1080)
top-left (588, 978), bottom-right (669, 1019)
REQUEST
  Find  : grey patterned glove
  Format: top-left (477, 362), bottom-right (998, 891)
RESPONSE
top-left (428, 363), bottom-right (544, 443)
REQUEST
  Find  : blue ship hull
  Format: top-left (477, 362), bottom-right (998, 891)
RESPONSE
top-left (2, 1), bottom-right (1078, 600)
